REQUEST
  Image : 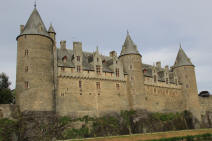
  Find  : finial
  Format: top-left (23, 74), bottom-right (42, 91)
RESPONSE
top-left (96, 46), bottom-right (99, 52)
top-left (127, 30), bottom-right (129, 35)
top-left (34, 0), bottom-right (37, 8)
top-left (179, 42), bottom-right (182, 49)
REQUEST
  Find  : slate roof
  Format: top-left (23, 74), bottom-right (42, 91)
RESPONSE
top-left (174, 47), bottom-right (193, 68)
top-left (120, 32), bottom-right (140, 57)
top-left (142, 64), bottom-right (177, 83)
top-left (20, 8), bottom-right (49, 37)
top-left (57, 48), bottom-right (114, 73)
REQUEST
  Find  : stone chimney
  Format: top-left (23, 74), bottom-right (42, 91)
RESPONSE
top-left (109, 51), bottom-right (117, 58)
top-left (20, 25), bottom-right (24, 33)
top-left (60, 40), bottom-right (66, 49)
top-left (156, 61), bottom-right (161, 68)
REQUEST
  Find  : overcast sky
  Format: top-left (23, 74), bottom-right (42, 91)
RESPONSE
top-left (0, 0), bottom-right (211, 93)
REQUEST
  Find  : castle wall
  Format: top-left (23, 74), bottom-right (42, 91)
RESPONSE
top-left (56, 67), bottom-right (129, 117)
top-left (199, 97), bottom-right (212, 115)
top-left (143, 76), bottom-right (186, 113)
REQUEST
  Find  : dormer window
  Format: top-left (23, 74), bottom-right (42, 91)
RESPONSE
top-left (154, 75), bottom-right (157, 83)
top-left (166, 78), bottom-right (169, 84)
top-left (96, 65), bottom-right (101, 74)
top-left (62, 56), bottom-right (67, 63)
top-left (116, 68), bottom-right (119, 77)
top-left (97, 58), bottom-right (99, 62)
top-left (77, 66), bottom-right (81, 72)
top-left (77, 56), bottom-right (80, 62)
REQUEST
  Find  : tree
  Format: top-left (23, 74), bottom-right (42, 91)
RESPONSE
top-left (0, 73), bottom-right (14, 104)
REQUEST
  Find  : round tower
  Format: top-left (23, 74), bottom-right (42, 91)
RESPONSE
top-left (119, 32), bottom-right (145, 110)
top-left (16, 7), bottom-right (54, 112)
top-left (173, 46), bottom-right (201, 121)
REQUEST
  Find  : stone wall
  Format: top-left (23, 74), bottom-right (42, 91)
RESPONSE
top-left (56, 68), bottom-right (129, 117)
top-left (199, 96), bottom-right (212, 115)
top-left (143, 77), bottom-right (186, 113)
top-left (0, 104), bottom-right (18, 119)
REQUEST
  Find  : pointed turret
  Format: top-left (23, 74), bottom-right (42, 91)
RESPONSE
top-left (48, 24), bottom-right (56, 40)
top-left (120, 31), bottom-right (140, 57)
top-left (174, 45), bottom-right (193, 68)
top-left (19, 7), bottom-right (49, 37)
top-left (48, 24), bottom-right (56, 33)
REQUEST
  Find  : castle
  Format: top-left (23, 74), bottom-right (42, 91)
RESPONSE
top-left (15, 6), bottom-right (211, 121)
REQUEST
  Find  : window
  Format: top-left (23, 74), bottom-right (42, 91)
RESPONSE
top-left (61, 67), bottom-right (65, 72)
top-left (130, 65), bottom-right (132, 70)
top-left (79, 80), bottom-right (82, 88)
top-left (96, 82), bottom-right (100, 89)
top-left (154, 75), bottom-right (157, 83)
top-left (25, 66), bottom-right (28, 72)
top-left (25, 49), bottom-right (28, 56)
top-left (116, 68), bottom-right (119, 77)
top-left (62, 56), bottom-right (67, 63)
top-left (186, 84), bottom-right (189, 88)
top-left (25, 81), bottom-right (29, 89)
top-left (116, 83), bottom-right (120, 90)
top-left (166, 78), bottom-right (168, 84)
top-left (97, 58), bottom-right (99, 62)
top-left (96, 65), bottom-right (101, 74)
top-left (77, 66), bottom-right (81, 72)
top-left (116, 61), bottom-right (118, 64)
top-left (77, 56), bottom-right (80, 62)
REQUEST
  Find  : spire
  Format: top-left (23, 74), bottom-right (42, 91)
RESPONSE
top-left (34, 0), bottom-right (37, 8)
top-left (48, 23), bottom-right (56, 33)
top-left (174, 45), bottom-right (194, 68)
top-left (19, 7), bottom-right (49, 37)
top-left (120, 31), bottom-right (140, 57)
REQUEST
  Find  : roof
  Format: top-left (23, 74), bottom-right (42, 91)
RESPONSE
top-left (48, 24), bottom-right (56, 33)
top-left (20, 8), bottom-right (49, 37)
top-left (174, 46), bottom-right (194, 68)
top-left (142, 64), bottom-right (178, 84)
top-left (57, 48), bottom-right (114, 73)
top-left (120, 32), bottom-right (140, 57)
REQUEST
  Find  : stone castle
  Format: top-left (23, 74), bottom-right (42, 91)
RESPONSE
top-left (14, 7), bottom-right (212, 121)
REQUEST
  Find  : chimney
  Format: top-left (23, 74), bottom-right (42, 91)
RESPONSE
top-left (20, 25), bottom-right (24, 33)
top-left (109, 51), bottom-right (117, 58)
top-left (156, 61), bottom-right (161, 68)
top-left (60, 40), bottom-right (66, 49)
top-left (73, 42), bottom-right (82, 53)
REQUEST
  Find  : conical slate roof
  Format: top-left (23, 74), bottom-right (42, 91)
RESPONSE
top-left (48, 24), bottom-right (56, 33)
top-left (120, 32), bottom-right (140, 56)
top-left (174, 46), bottom-right (194, 68)
top-left (20, 8), bottom-right (49, 37)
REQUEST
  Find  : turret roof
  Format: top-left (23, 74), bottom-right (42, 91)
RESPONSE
top-left (48, 24), bottom-right (56, 33)
top-left (120, 31), bottom-right (140, 57)
top-left (20, 8), bottom-right (49, 37)
top-left (174, 46), bottom-right (194, 68)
